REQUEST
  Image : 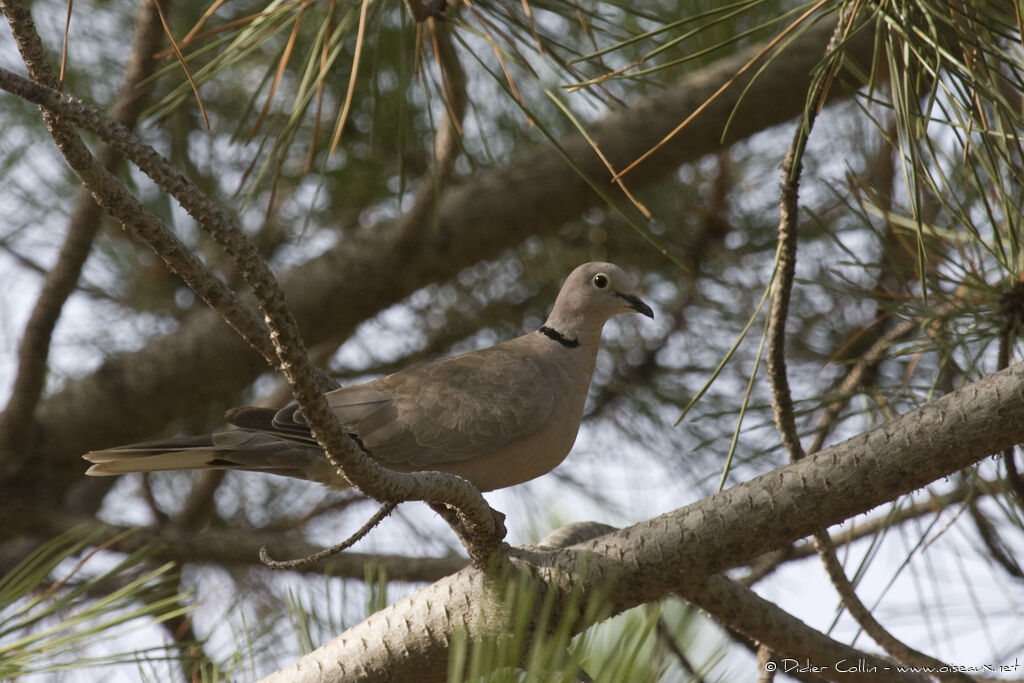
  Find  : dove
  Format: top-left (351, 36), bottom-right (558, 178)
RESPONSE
top-left (83, 262), bottom-right (653, 491)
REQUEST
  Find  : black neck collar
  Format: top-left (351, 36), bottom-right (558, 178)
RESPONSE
top-left (539, 326), bottom-right (579, 348)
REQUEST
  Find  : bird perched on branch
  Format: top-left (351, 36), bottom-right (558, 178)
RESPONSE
top-left (84, 262), bottom-right (653, 491)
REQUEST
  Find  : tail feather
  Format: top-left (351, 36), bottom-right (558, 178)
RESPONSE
top-left (84, 448), bottom-right (221, 476)
top-left (83, 431), bottom-right (346, 486)
top-left (84, 435), bottom-right (219, 476)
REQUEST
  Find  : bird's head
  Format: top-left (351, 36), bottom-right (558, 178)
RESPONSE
top-left (543, 262), bottom-right (653, 345)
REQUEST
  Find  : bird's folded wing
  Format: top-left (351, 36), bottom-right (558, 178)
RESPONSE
top-left (323, 343), bottom-right (554, 468)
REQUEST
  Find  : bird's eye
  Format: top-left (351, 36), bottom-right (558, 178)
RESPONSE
top-left (593, 273), bottom-right (609, 289)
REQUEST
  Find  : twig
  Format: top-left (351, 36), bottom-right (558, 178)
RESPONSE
top-left (679, 574), bottom-right (921, 682)
top-left (768, 4), bottom-right (864, 460)
top-left (0, 239), bottom-right (112, 300)
top-left (756, 643), bottom-right (775, 683)
top-left (259, 502), bottom-right (398, 570)
top-left (738, 547), bottom-right (794, 588)
top-left (0, 72), bottom-right (287, 367)
top-left (806, 317), bottom-right (919, 453)
top-left (766, 116), bottom-right (811, 461)
top-left (805, 118), bottom-right (934, 454)
top-left (265, 489), bottom-right (365, 533)
top-left (0, 190), bottom-right (102, 467)
top-left (656, 616), bottom-right (707, 683)
top-left (812, 533), bottom-right (967, 679)
top-left (1005, 450), bottom-right (1024, 510)
top-left (612, 0), bottom-right (830, 181)
top-left (967, 498), bottom-right (1023, 579)
top-left (998, 277), bottom-right (1024, 508)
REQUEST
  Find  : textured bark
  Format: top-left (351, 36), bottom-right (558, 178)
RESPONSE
top-left (681, 574), bottom-right (926, 683)
top-left (262, 361), bottom-right (1024, 681)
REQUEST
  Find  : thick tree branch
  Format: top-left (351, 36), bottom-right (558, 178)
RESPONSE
top-left (262, 360), bottom-right (1024, 681)
top-left (543, 523), bottom-right (920, 683)
top-left (684, 574), bottom-right (924, 683)
top-left (740, 478), bottom-right (1005, 585)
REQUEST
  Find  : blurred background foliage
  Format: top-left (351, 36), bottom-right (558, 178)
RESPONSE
top-left (2, 0), bottom-right (1024, 679)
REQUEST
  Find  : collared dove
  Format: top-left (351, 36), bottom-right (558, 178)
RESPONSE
top-left (83, 262), bottom-right (653, 491)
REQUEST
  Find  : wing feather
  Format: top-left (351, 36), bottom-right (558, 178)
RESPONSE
top-left (217, 338), bottom-right (554, 469)
top-left (328, 341), bottom-right (553, 467)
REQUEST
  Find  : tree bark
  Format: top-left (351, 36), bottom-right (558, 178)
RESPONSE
top-left (262, 360), bottom-right (1024, 681)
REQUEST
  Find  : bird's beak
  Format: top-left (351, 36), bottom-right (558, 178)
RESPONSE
top-left (618, 293), bottom-right (654, 318)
